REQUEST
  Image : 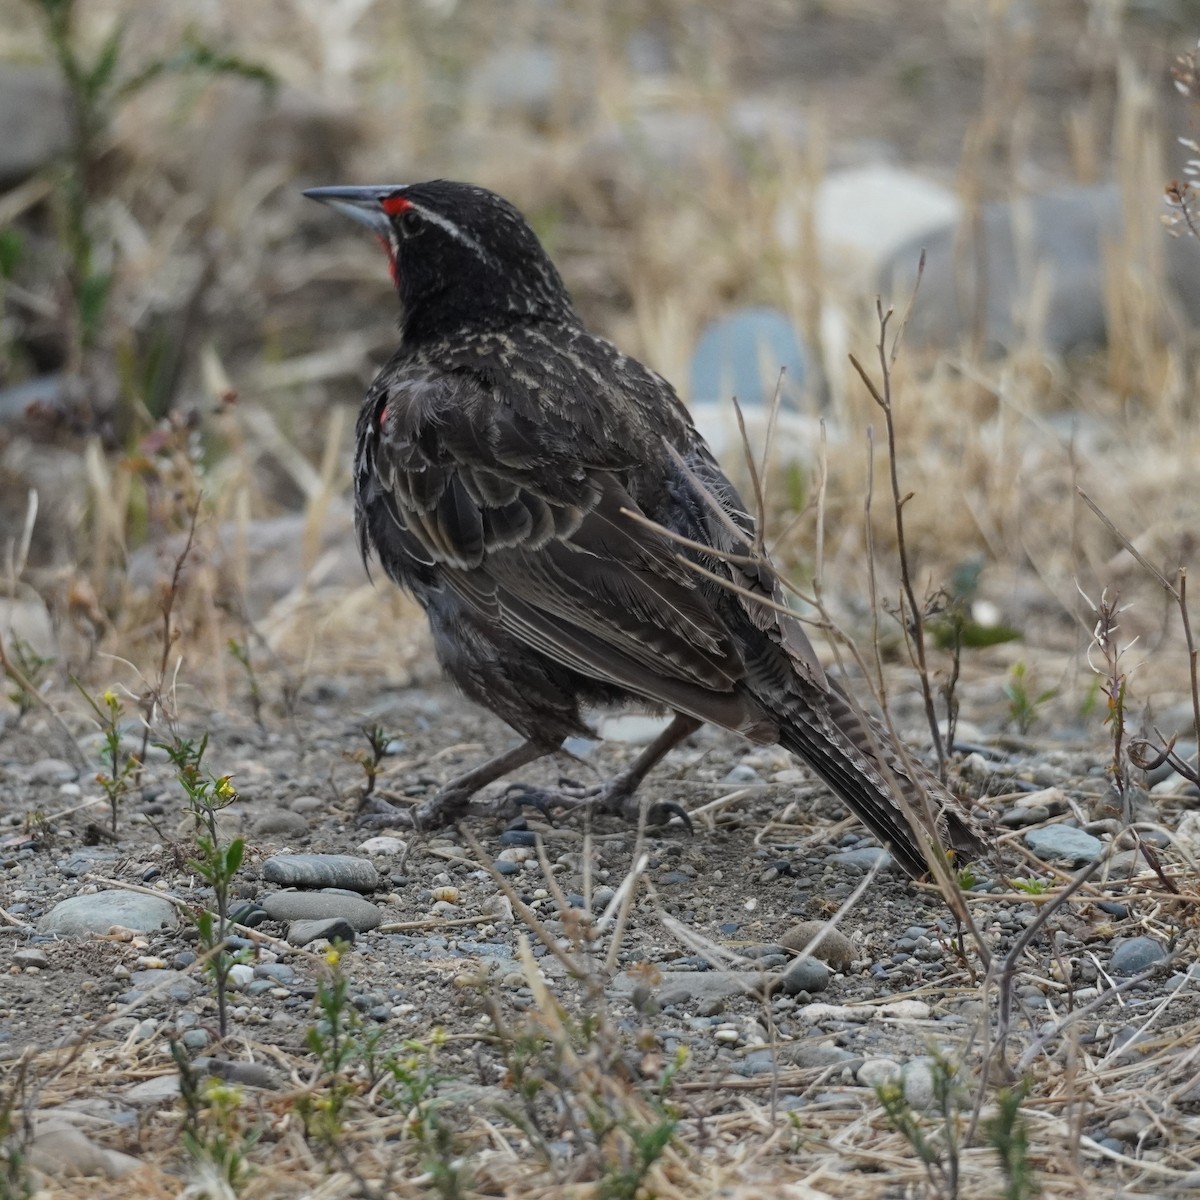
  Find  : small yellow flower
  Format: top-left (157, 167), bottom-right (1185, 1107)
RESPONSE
top-left (102, 689), bottom-right (118, 708)
top-left (324, 946), bottom-right (342, 968)
top-left (214, 775), bottom-right (237, 802)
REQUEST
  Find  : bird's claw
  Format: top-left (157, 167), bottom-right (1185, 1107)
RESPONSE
top-left (500, 779), bottom-right (692, 833)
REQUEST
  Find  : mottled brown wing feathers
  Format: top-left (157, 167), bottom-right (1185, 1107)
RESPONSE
top-left (363, 371), bottom-right (747, 701)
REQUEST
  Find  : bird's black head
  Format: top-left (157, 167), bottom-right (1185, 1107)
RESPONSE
top-left (304, 180), bottom-right (578, 343)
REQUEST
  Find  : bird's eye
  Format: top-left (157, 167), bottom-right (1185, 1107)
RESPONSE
top-left (399, 209), bottom-right (424, 237)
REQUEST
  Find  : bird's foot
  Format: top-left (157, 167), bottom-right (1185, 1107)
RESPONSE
top-left (355, 786), bottom-right (473, 830)
top-left (501, 777), bottom-right (692, 833)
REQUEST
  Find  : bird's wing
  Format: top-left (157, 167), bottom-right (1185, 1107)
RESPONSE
top-left (357, 370), bottom-right (756, 713)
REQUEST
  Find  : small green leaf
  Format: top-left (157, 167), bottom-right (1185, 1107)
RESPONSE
top-left (0, 227), bottom-right (24, 277)
top-left (225, 838), bottom-right (245, 876)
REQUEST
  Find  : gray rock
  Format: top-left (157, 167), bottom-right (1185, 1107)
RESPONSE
top-left (470, 44), bottom-right (563, 118)
top-left (251, 809), bottom-right (310, 838)
top-left (1024, 826), bottom-right (1103, 865)
top-left (262, 853), bottom-right (379, 892)
top-left (287, 917), bottom-right (356, 946)
top-left (901, 1057), bottom-right (937, 1109)
top-left (38, 891), bottom-right (178, 937)
top-left (124, 1075), bottom-right (182, 1105)
top-left (778, 956), bottom-right (831, 996)
top-left (290, 795), bottom-right (326, 814)
top-left (779, 1042), bottom-right (858, 1070)
top-left (882, 184), bottom-right (1200, 353)
top-left (0, 66), bottom-right (71, 185)
top-left (722, 763), bottom-right (764, 786)
top-left (13, 947), bottom-right (49, 969)
top-left (27, 1125), bottom-right (140, 1180)
top-left (1109, 936), bottom-right (1167, 977)
top-left (610, 970), bottom-right (762, 1008)
top-left (857, 1057), bottom-right (902, 1088)
top-left (358, 836), bottom-right (408, 856)
top-left (689, 307), bottom-right (807, 407)
top-left (829, 847), bottom-right (893, 871)
top-left (201, 1058), bottom-right (280, 1090)
top-left (779, 922), bottom-right (857, 971)
top-left (261, 889), bottom-right (383, 930)
top-left (26, 757), bottom-right (77, 784)
top-left (0, 592), bottom-right (56, 660)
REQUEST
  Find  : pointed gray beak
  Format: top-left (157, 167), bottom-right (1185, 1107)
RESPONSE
top-left (303, 185), bottom-right (405, 238)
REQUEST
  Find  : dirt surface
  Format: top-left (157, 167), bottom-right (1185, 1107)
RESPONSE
top-left (3, 671), bottom-right (1199, 1195)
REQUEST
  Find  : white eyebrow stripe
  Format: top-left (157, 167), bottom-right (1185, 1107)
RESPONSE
top-left (409, 203), bottom-right (489, 259)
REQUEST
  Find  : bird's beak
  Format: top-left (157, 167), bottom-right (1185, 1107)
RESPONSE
top-left (302, 185), bottom-right (403, 239)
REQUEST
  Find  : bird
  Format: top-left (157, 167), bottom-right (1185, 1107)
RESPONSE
top-left (304, 179), bottom-right (982, 878)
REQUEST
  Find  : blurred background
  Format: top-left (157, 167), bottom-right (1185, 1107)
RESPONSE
top-left (3, 0), bottom-right (1200, 739)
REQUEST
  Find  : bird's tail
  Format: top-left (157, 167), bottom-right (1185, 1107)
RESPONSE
top-left (771, 680), bottom-right (984, 880)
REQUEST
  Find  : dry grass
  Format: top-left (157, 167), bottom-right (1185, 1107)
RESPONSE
top-left (4, 1), bottom-right (1200, 1197)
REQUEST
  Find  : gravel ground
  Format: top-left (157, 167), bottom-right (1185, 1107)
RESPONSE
top-left (3, 676), bottom-right (1200, 1193)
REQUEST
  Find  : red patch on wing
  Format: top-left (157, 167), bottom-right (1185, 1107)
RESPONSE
top-left (381, 194), bottom-right (412, 216)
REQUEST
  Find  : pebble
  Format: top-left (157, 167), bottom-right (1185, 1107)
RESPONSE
top-left (612, 970), bottom-right (759, 1008)
top-left (901, 1058), bottom-right (937, 1109)
top-left (857, 1058), bottom-right (902, 1088)
top-left (124, 1075), bottom-right (182, 1105)
top-left (1024, 826), bottom-right (1104, 864)
top-left (779, 922), bottom-right (857, 971)
top-left (479, 894), bottom-right (514, 921)
top-left (25, 758), bottom-right (78, 783)
top-left (28, 1125), bottom-right (140, 1179)
top-left (287, 917), bottom-right (356, 946)
top-left (38, 891), bottom-right (178, 937)
top-left (227, 964), bottom-right (256, 990)
top-left (261, 890), bottom-right (383, 930)
top-left (829, 847), bottom-right (892, 871)
top-left (290, 795), bottom-right (325, 815)
top-left (723, 763), bottom-right (763, 785)
top-left (358, 836), bottom-right (408, 856)
top-left (777, 956), bottom-right (831, 996)
top-left (262, 853), bottom-right (379, 892)
top-left (251, 809), bottom-right (310, 838)
top-left (1109, 936), bottom-right (1167, 976)
top-left (13, 947), bottom-right (49, 969)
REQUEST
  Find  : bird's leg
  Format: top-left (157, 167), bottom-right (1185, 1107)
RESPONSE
top-left (358, 738), bottom-right (556, 829)
top-left (505, 714), bottom-right (701, 830)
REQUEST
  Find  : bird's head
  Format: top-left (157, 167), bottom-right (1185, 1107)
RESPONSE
top-left (304, 180), bottom-right (578, 342)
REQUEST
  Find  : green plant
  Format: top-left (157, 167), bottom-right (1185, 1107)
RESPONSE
top-left (226, 638), bottom-right (264, 729)
top-left (162, 734), bottom-right (245, 1039)
top-left (982, 1082), bottom-right (1037, 1200)
top-left (2, 637), bottom-right (54, 722)
top-left (347, 724), bottom-right (392, 800)
top-left (1003, 662), bottom-right (1058, 736)
top-left (0, 1055), bottom-right (34, 1200)
top-left (298, 944), bottom-right (361, 1146)
top-left (172, 1040), bottom-right (258, 1197)
top-left (379, 1030), bottom-right (468, 1200)
top-left (875, 1051), bottom-right (964, 1199)
top-left (927, 559), bottom-right (1021, 750)
top-left (1011, 877), bottom-right (1050, 896)
top-left (22, 0), bottom-right (273, 417)
top-left (75, 683), bottom-right (138, 833)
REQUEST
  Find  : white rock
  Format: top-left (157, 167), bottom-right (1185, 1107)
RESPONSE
top-left (857, 1058), bottom-right (903, 1088)
top-left (878, 1000), bottom-right (932, 1021)
top-left (798, 1002), bottom-right (873, 1023)
top-left (358, 836), bottom-right (408, 856)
